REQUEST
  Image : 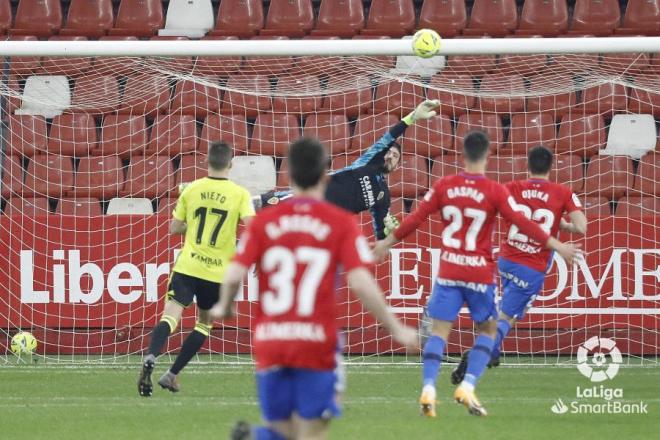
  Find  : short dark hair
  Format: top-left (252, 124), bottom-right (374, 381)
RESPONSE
top-left (463, 130), bottom-right (490, 162)
top-left (288, 137), bottom-right (329, 189)
top-left (389, 141), bottom-right (402, 154)
top-left (208, 141), bottom-right (233, 171)
top-left (528, 145), bottom-right (554, 175)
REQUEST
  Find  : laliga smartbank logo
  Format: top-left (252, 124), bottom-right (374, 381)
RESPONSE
top-left (551, 337), bottom-right (648, 415)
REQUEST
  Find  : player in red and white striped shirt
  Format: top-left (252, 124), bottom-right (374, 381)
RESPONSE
top-left (374, 131), bottom-right (581, 417)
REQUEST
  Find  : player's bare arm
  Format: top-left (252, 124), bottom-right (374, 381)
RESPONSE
top-left (560, 211), bottom-right (588, 235)
top-left (347, 267), bottom-right (418, 350)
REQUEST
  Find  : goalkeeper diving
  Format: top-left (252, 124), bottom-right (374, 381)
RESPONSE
top-left (254, 99), bottom-right (441, 239)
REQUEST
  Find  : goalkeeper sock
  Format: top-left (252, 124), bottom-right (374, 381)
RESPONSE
top-left (491, 319), bottom-right (512, 362)
top-left (422, 335), bottom-right (445, 387)
top-left (463, 334), bottom-right (495, 388)
top-left (169, 323), bottom-right (211, 375)
top-left (253, 426), bottom-right (287, 440)
top-left (147, 315), bottom-right (177, 357)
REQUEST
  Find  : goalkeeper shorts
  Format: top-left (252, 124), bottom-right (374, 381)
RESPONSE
top-left (498, 258), bottom-right (545, 320)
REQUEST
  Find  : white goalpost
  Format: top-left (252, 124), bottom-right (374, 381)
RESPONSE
top-left (0, 37), bottom-right (659, 366)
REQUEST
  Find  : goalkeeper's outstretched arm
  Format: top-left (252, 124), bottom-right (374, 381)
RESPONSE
top-left (340, 99), bottom-right (441, 172)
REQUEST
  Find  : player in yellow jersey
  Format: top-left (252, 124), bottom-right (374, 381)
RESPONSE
top-left (138, 141), bottom-right (255, 397)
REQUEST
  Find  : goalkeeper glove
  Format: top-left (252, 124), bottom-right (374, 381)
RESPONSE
top-left (384, 212), bottom-right (400, 237)
top-left (402, 99), bottom-right (441, 126)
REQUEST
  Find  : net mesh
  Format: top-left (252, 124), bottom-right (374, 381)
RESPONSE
top-left (1, 50), bottom-right (659, 365)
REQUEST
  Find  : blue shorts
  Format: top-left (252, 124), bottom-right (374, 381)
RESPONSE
top-left (498, 258), bottom-right (546, 320)
top-left (257, 367), bottom-right (341, 422)
top-left (427, 279), bottom-right (498, 324)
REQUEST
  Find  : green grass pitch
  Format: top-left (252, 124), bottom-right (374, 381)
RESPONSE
top-left (1, 358), bottom-right (657, 439)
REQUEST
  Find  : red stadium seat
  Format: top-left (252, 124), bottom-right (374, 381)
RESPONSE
top-left (463, 0), bottom-right (518, 36)
top-left (455, 113), bottom-right (504, 151)
top-left (583, 156), bottom-right (633, 200)
top-left (362, 0), bottom-right (416, 37)
top-left (617, 0), bottom-right (660, 35)
top-left (1, 155), bottom-right (24, 198)
top-left (628, 75), bottom-right (660, 116)
top-left (194, 36), bottom-right (243, 76)
top-left (24, 155), bottom-right (74, 197)
top-left (373, 80), bottom-right (426, 117)
top-left (56, 198), bottom-right (103, 216)
top-left (118, 75), bottom-right (170, 116)
top-left (149, 36), bottom-right (193, 74)
top-left (170, 78), bottom-right (222, 118)
top-left (350, 114), bottom-right (400, 153)
top-left (251, 113), bottom-right (301, 157)
top-left (389, 197), bottom-right (408, 217)
top-left (431, 154), bottom-right (464, 179)
top-left (71, 75), bottom-right (120, 114)
top-left (303, 114), bottom-right (351, 155)
top-left (121, 156), bottom-right (175, 198)
top-left (91, 36), bottom-right (142, 77)
top-left (581, 196), bottom-right (611, 216)
top-left (497, 37), bottom-right (549, 76)
top-left (447, 54), bottom-right (497, 77)
top-left (61, 0), bottom-right (114, 37)
top-left (601, 52), bottom-right (650, 75)
top-left (272, 76), bottom-right (323, 114)
top-left (476, 74), bottom-right (525, 114)
top-left (146, 115), bottom-right (198, 156)
top-left (321, 75), bottom-right (373, 118)
top-left (221, 74), bottom-right (272, 118)
top-left (4, 197), bottom-right (51, 216)
top-left (556, 114), bottom-right (606, 157)
top-left (577, 83), bottom-right (628, 115)
top-left (11, 0), bottom-right (62, 37)
top-left (312, 0), bottom-right (364, 37)
top-left (39, 36), bottom-right (92, 77)
top-left (243, 36), bottom-right (294, 75)
top-left (527, 74), bottom-right (577, 121)
top-left (615, 196), bottom-right (660, 216)
top-left (72, 156), bottom-right (124, 199)
top-left (401, 114), bottom-right (454, 157)
top-left (632, 153), bottom-right (660, 196)
top-left (426, 74), bottom-right (475, 118)
top-left (7, 36), bottom-right (40, 77)
top-left (508, 112), bottom-right (557, 154)
top-left (261, 0), bottom-right (314, 37)
top-left (552, 154), bottom-right (584, 192)
top-left (517, 0), bottom-right (569, 36)
top-left (178, 154), bottom-right (208, 187)
top-left (7, 115), bottom-right (47, 157)
top-left (569, 0), bottom-right (621, 35)
top-left (0, 0), bottom-right (10, 35)
top-left (389, 154), bottom-right (429, 198)
top-left (110, 0), bottom-right (164, 37)
top-left (418, 0), bottom-right (467, 37)
top-left (48, 114), bottom-right (97, 157)
top-left (291, 36), bottom-right (345, 77)
top-left (485, 155), bottom-right (528, 183)
top-left (157, 197), bottom-right (178, 216)
top-left (210, 0), bottom-right (264, 38)
top-left (200, 114), bottom-right (249, 154)
top-left (98, 115), bottom-right (148, 158)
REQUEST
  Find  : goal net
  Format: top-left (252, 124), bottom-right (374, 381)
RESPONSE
top-left (1, 39), bottom-right (658, 365)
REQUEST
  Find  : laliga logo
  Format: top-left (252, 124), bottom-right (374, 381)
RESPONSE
top-left (576, 336), bottom-right (623, 382)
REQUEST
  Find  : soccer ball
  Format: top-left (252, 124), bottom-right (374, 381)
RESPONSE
top-left (10, 331), bottom-right (37, 355)
top-left (412, 29), bottom-right (441, 58)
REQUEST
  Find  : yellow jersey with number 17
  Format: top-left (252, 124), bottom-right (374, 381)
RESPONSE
top-left (172, 176), bottom-right (255, 283)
